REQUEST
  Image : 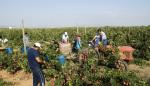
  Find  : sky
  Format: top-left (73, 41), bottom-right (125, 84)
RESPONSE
top-left (0, 0), bottom-right (150, 27)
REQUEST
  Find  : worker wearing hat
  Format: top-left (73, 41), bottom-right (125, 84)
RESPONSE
top-left (27, 42), bottom-right (45, 86)
top-left (62, 32), bottom-right (69, 43)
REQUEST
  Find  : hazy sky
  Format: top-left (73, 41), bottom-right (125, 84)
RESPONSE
top-left (0, 0), bottom-right (150, 27)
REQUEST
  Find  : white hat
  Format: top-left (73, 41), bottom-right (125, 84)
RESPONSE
top-left (34, 42), bottom-right (41, 48)
top-left (64, 32), bottom-right (68, 35)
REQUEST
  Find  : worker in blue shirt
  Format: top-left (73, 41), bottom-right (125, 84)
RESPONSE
top-left (72, 35), bottom-right (82, 53)
top-left (27, 43), bottom-right (46, 86)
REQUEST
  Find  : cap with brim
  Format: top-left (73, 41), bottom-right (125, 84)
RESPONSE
top-left (34, 42), bottom-right (41, 49)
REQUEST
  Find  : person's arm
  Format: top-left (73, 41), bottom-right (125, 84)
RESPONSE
top-left (35, 57), bottom-right (46, 64)
top-left (92, 36), bottom-right (96, 42)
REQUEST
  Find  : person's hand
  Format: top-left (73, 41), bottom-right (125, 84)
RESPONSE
top-left (43, 60), bottom-right (46, 64)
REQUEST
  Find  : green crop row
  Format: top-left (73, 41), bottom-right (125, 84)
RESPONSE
top-left (1, 26), bottom-right (150, 59)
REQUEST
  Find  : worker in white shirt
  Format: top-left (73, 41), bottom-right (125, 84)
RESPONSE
top-left (100, 31), bottom-right (108, 47)
top-left (62, 32), bottom-right (69, 43)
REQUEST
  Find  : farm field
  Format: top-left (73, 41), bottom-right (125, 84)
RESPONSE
top-left (0, 26), bottom-right (150, 86)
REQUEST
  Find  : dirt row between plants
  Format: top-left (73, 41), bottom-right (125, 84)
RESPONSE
top-left (0, 63), bottom-right (150, 86)
top-left (128, 64), bottom-right (150, 80)
top-left (0, 70), bottom-right (32, 86)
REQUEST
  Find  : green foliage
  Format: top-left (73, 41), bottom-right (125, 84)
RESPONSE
top-left (0, 78), bottom-right (13, 86)
top-left (133, 58), bottom-right (147, 66)
top-left (103, 69), bottom-right (147, 86)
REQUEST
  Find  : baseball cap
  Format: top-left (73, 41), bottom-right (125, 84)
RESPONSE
top-left (34, 42), bottom-right (41, 49)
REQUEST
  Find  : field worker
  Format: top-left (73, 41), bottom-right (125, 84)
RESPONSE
top-left (100, 31), bottom-right (108, 47)
top-left (92, 32), bottom-right (101, 58)
top-left (27, 43), bottom-right (45, 86)
top-left (23, 32), bottom-right (30, 47)
top-left (62, 32), bottom-right (69, 43)
top-left (92, 32), bottom-right (100, 48)
top-left (72, 35), bottom-right (82, 53)
top-left (22, 32), bottom-right (30, 53)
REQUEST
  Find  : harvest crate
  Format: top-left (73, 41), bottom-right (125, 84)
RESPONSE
top-left (118, 46), bottom-right (134, 62)
top-left (59, 42), bottom-right (72, 55)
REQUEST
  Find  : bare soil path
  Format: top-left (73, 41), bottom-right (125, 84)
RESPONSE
top-left (0, 70), bottom-right (32, 86)
top-left (128, 63), bottom-right (150, 80)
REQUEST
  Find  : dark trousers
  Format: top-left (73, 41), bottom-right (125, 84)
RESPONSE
top-left (31, 67), bottom-right (45, 86)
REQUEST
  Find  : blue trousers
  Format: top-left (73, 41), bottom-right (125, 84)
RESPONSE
top-left (31, 67), bottom-right (45, 86)
top-left (102, 39), bottom-right (108, 46)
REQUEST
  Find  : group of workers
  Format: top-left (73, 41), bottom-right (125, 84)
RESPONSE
top-left (92, 30), bottom-right (107, 48)
top-left (90, 30), bottom-right (108, 58)
top-left (1, 30), bottom-right (107, 86)
top-left (27, 30), bottom-right (107, 86)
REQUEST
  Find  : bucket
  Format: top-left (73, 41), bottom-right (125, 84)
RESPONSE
top-left (44, 55), bottom-right (49, 62)
top-left (5, 48), bottom-right (13, 54)
top-left (57, 55), bottom-right (65, 65)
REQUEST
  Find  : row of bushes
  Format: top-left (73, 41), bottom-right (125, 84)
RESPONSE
top-left (1, 26), bottom-right (150, 59)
